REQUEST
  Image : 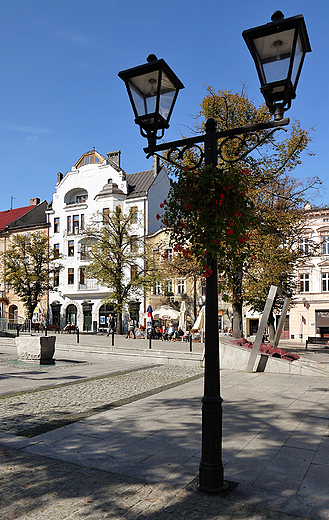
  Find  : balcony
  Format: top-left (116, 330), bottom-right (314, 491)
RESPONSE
top-left (78, 280), bottom-right (99, 291)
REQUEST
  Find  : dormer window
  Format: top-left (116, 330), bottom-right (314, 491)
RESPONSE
top-left (79, 154), bottom-right (101, 167)
top-left (75, 151), bottom-right (104, 168)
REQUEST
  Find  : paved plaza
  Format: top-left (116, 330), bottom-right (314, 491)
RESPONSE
top-left (0, 334), bottom-right (329, 519)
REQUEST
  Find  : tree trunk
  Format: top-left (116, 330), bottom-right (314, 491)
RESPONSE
top-left (116, 312), bottom-right (123, 335)
top-left (232, 270), bottom-right (244, 338)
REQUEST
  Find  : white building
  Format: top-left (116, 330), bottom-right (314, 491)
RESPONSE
top-left (46, 149), bottom-right (170, 331)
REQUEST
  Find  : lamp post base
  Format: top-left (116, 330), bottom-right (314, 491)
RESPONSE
top-left (198, 463), bottom-right (228, 494)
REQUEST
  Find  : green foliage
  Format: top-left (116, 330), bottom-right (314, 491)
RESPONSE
top-left (84, 206), bottom-right (161, 333)
top-left (2, 233), bottom-right (62, 320)
top-left (159, 165), bottom-right (256, 281)
top-left (198, 89), bottom-right (317, 303)
top-left (161, 86), bottom-right (318, 336)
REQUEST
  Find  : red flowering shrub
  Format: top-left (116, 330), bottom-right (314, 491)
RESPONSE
top-left (158, 165), bottom-right (256, 274)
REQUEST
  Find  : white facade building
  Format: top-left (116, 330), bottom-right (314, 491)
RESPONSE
top-left (46, 149), bottom-right (170, 331)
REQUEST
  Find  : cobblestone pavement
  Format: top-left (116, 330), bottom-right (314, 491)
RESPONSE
top-left (0, 443), bottom-right (312, 520)
top-left (0, 365), bottom-right (203, 437)
top-left (1, 338), bottom-right (328, 519)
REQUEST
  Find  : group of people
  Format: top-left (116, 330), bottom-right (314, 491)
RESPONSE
top-left (148, 324), bottom-right (190, 342)
top-left (120, 318), bottom-right (193, 342)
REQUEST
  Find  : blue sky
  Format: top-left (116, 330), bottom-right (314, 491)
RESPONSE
top-left (0, 0), bottom-right (327, 210)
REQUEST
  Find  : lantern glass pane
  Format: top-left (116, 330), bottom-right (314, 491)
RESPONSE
top-left (158, 71), bottom-right (177, 121)
top-left (159, 90), bottom-right (175, 121)
top-left (291, 34), bottom-right (303, 87)
top-left (254, 28), bottom-right (295, 83)
top-left (128, 70), bottom-right (160, 117)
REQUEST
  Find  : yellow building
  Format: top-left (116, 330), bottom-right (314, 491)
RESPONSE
top-left (289, 204), bottom-right (329, 340)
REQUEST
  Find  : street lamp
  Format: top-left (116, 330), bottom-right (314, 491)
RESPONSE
top-left (118, 54), bottom-right (184, 148)
top-left (119, 11), bottom-right (310, 494)
top-left (243, 11), bottom-right (311, 121)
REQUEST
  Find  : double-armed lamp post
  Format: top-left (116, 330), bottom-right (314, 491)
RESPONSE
top-left (119, 11), bottom-right (311, 493)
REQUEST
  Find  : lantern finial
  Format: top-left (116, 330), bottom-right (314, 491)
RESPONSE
top-left (271, 11), bottom-right (284, 22)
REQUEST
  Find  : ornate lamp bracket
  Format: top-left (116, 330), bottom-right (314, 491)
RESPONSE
top-left (144, 117), bottom-right (289, 169)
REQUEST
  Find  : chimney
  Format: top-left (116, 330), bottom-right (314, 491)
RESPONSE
top-left (107, 150), bottom-right (121, 167)
top-left (153, 155), bottom-right (160, 176)
top-left (30, 198), bottom-right (40, 206)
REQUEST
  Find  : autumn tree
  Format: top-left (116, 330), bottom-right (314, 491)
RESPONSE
top-left (84, 205), bottom-right (161, 334)
top-left (2, 232), bottom-right (62, 321)
top-left (160, 87), bottom-right (318, 337)
top-left (242, 175), bottom-right (320, 341)
top-left (199, 88), bottom-right (318, 337)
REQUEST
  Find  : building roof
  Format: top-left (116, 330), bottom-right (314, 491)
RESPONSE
top-left (0, 206), bottom-right (37, 231)
top-left (95, 180), bottom-right (125, 199)
top-left (126, 170), bottom-right (156, 199)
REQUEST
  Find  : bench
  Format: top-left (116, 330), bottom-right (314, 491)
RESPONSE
top-left (305, 337), bottom-right (329, 350)
top-left (63, 325), bottom-right (78, 334)
top-left (31, 323), bottom-right (41, 332)
top-left (46, 324), bottom-right (60, 333)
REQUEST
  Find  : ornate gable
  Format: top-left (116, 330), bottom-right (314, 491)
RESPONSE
top-left (75, 149), bottom-right (105, 169)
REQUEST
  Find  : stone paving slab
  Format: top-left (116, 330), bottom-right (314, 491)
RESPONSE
top-left (0, 364), bottom-right (203, 436)
top-left (1, 339), bottom-right (329, 518)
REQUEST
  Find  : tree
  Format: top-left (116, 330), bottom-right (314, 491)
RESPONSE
top-left (242, 175), bottom-right (320, 341)
top-left (199, 87), bottom-right (318, 337)
top-left (84, 205), bottom-right (160, 334)
top-left (2, 232), bottom-right (62, 321)
top-left (161, 87), bottom-right (318, 338)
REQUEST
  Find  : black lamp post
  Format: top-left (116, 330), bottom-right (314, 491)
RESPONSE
top-left (119, 11), bottom-right (310, 493)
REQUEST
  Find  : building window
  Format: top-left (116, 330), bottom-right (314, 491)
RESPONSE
top-left (76, 194), bottom-right (87, 204)
top-left (131, 265), bottom-right (138, 280)
top-left (73, 215), bottom-right (79, 234)
top-left (81, 214), bottom-right (85, 230)
top-left (300, 273), bottom-right (310, 292)
top-left (322, 235), bottom-right (329, 255)
top-left (177, 279), bottom-right (186, 294)
top-left (79, 267), bottom-right (85, 285)
top-left (164, 281), bottom-right (173, 295)
top-left (322, 272), bottom-right (329, 292)
top-left (299, 237), bottom-right (309, 255)
top-left (68, 268), bottom-right (74, 285)
top-left (67, 216), bottom-right (72, 233)
top-left (54, 244), bottom-right (60, 258)
top-left (78, 154), bottom-right (101, 167)
top-left (103, 208), bottom-right (110, 224)
top-left (80, 244), bottom-right (87, 260)
top-left (152, 282), bottom-right (162, 295)
top-left (54, 270), bottom-right (59, 287)
top-left (54, 217), bottom-right (60, 233)
top-left (130, 236), bottom-right (138, 252)
top-left (164, 248), bottom-right (173, 261)
top-left (131, 206), bottom-right (138, 223)
top-left (68, 240), bottom-right (74, 257)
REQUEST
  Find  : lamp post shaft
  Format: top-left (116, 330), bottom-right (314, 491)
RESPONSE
top-left (198, 119), bottom-right (225, 492)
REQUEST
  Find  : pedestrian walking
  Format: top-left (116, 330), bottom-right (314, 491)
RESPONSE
top-left (126, 319), bottom-right (136, 339)
top-left (107, 314), bottom-right (115, 336)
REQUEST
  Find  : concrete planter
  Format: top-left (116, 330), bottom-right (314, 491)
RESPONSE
top-left (16, 336), bottom-right (56, 364)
